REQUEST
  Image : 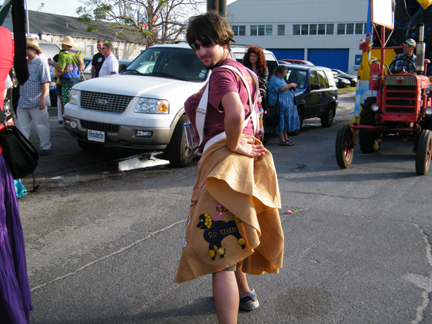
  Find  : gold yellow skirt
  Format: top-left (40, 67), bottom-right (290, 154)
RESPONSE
top-left (174, 136), bottom-right (284, 283)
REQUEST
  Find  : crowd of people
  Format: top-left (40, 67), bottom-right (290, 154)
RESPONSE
top-left (9, 36), bottom-right (119, 155)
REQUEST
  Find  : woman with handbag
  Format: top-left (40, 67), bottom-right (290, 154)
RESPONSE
top-left (267, 65), bottom-right (299, 146)
top-left (0, 26), bottom-right (33, 324)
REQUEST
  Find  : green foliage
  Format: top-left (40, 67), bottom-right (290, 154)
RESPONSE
top-left (76, 13), bottom-right (93, 23)
top-left (141, 30), bottom-right (153, 37)
top-left (75, 0), bottom-right (200, 46)
top-left (124, 18), bottom-right (134, 25)
top-left (93, 5), bottom-right (111, 20)
top-left (86, 26), bottom-right (100, 33)
top-left (76, 6), bottom-right (87, 16)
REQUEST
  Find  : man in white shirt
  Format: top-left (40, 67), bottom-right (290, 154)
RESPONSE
top-left (99, 42), bottom-right (119, 77)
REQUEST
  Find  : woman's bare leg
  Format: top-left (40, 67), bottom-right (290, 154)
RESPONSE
top-left (235, 261), bottom-right (250, 295)
top-left (213, 271), bottom-right (239, 324)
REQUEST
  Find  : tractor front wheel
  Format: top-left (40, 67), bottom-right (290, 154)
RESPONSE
top-left (416, 129), bottom-right (432, 175)
top-left (336, 125), bottom-right (354, 169)
top-left (359, 97), bottom-right (382, 154)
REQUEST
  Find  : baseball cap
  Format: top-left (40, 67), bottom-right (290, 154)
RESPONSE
top-left (404, 38), bottom-right (416, 48)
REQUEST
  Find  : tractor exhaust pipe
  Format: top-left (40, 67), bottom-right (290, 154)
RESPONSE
top-left (415, 23), bottom-right (425, 74)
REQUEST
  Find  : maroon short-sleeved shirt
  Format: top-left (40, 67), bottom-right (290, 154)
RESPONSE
top-left (184, 58), bottom-right (258, 153)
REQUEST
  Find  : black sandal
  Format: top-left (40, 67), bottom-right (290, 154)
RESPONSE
top-left (285, 140), bottom-right (295, 146)
top-left (279, 142), bottom-right (294, 146)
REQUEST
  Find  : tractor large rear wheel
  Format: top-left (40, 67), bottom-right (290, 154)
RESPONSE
top-left (335, 125), bottom-right (354, 169)
top-left (359, 97), bottom-right (382, 153)
top-left (415, 129), bottom-right (432, 175)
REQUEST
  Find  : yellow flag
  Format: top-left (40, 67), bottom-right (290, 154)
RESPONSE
top-left (417, 0), bottom-right (432, 10)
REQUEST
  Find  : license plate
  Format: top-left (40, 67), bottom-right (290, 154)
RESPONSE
top-left (87, 129), bottom-right (105, 143)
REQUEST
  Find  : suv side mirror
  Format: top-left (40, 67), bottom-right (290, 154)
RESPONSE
top-left (310, 83), bottom-right (320, 90)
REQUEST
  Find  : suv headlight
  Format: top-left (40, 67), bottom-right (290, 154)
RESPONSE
top-left (134, 98), bottom-right (169, 114)
top-left (69, 89), bottom-right (79, 105)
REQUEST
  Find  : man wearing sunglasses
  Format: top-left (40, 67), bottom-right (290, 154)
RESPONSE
top-left (175, 11), bottom-right (284, 324)
top-left (99, 42), bottom-right (119, 77)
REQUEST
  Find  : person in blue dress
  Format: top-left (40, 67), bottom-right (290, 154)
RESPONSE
top-left (267, 65), bottom-right (299, 145)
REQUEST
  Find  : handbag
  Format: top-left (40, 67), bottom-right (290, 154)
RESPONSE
top-left (0, 108), bottom-right (39, 182)
top-left (264, 92), bottom-right (280, 127)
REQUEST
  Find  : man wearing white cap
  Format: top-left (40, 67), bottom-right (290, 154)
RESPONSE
top-left (55, 36), bottom-right (84, 116)
top-left (390, 38), bottom-right (417, 74)
top-left (15, 38), bottom-right (52, 155)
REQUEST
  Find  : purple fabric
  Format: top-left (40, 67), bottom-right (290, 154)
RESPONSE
top-left (0, 153), bottom-right (32, 324)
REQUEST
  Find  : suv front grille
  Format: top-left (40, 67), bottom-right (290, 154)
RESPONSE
top-left (80, 120), bottom-right (120, 133)
top-left (80, 91), bottom-right (133, 114)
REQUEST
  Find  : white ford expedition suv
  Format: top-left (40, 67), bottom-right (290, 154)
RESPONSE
top-left (63, 43), bottom-right (278, 167)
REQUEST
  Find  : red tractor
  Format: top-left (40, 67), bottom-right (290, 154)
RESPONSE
top-left (336, 24), bottom-right (432, 175)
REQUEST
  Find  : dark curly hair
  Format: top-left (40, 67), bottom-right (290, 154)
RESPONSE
top-left (242, 45), bottom-right (267, 73)
top-left (186, 11), bottom-right (235, 49)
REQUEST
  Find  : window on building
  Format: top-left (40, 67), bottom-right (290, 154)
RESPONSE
top-left (293, 24), bottom-right (300, 35)
top-left (113, 47), bottom-right (119, 58)
top-left (346, 23), bottom-right (354, 34)
top-left (86, 45), bottom-right (94, 57)
top-left (326, 24), bottom-right (334, 35)
top-left (364, 23), bottom-right (367, 34)
top-left (265, 25), bottom-right (272, 36)
top-left (277, 25), bottom-right (285, 36)
top-left (337, 23), bottom-right (345, 35)
top-left (301, 24), bottom-right (308, 35)
top-left (310, 24), bottom-right (317, 35)
top-left (232, 25), bottom-right (246, 36)
top-left (318, 24), bottom-right (325, 35)
top-left (251, 25), bottom-right (272, 36)
top-left (355, 23), bottom-right (363, 34)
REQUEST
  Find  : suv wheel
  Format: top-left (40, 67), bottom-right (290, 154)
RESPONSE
top-left (321, 107), bottom-right (334, 127)
top-left (166, 115), bottom-right (194, 167)
top-left (77, 140), bottom-right (105, 152)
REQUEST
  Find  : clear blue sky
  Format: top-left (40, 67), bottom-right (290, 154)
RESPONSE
top-left (27, 0), bottom-right (237, 17)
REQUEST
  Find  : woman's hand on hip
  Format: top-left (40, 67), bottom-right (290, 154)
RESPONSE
top-left (235, 137), bottom-right (266, 157)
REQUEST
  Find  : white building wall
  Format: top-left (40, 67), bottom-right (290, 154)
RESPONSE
top-left (228, 0), bottom-right (368, 74)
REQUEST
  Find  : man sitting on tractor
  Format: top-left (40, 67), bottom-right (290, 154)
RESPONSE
top-left (390, 38), bottom-right (417, 74)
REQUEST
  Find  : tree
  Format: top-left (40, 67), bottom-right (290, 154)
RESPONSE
top-left (77, 0), bottom-right (205, 47)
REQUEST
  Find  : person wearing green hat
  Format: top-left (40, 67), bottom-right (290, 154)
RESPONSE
top-left (390, 38), bottom-right (417, 74)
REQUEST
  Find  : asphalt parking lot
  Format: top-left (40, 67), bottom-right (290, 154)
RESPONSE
top-left (18, 92), bottom-right (432, 323)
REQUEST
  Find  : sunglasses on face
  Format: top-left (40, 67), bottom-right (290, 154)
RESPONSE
top-left (190, 39), bottom-right (213, 51)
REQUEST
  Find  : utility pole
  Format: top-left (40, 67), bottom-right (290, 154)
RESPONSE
top-left (207, 0), bottom-right (227, 18)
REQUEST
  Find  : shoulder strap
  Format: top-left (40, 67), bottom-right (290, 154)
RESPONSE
top-left (196, 65), bottom-right (260, 153)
